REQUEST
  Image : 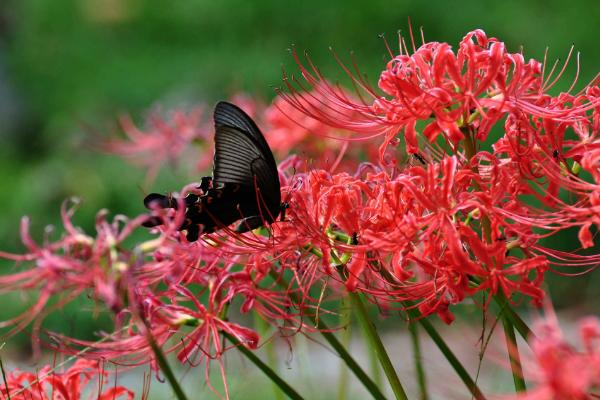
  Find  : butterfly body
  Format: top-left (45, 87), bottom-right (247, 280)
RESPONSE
top-left (143, 101), bottom-right (281, 241)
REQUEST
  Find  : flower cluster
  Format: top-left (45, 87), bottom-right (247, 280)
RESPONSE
top-left (276, 29), bottom-right (600, 320)
top-left (0, 359), bottom-right (135, 400)
top-left (104, 107), bottom-right (211, 184)
top-left (281, 30), bottom-right (599, 156)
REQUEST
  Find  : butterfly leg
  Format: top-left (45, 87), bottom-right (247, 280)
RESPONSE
top-left (199, 176), bottom-right (213, 193)
top-left (279, 202), bottom-right (290, 221)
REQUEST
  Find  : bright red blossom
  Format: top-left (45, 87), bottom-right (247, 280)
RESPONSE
top-left (281, 29), bottom-right (599, 158)
top-left (270, 156), bottom-right (558, 321)
top-left (266, 83), bottom-right (384, 171)
top-left (0, 359), bottom-right (134, 400)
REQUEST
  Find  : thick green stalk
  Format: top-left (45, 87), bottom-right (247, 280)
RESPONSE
top-left (329, 251), bottom-right (405, 399)
top-left (268, 271), bottom-right (387, 400)
top-left (350, 293), bottom-right (408, 400)
top-left (360, 318), bottom-right (383, 388)
top-left (353, 295), bottom-right (382, 387)
top-left (336, 297), bottom-right (352, 400)
top-left (223, 332), bottom-right (304, 400)
top-left (408, 323), bottom-right (429, 400)
top-left (415, 315), bottom-right (487, 400)
top-left (319, 325), bottom-right (388, 400)
top-left (493, 293), bottom-right (534, 341)
top-left (499, 303), bottom-right (527, 392)
top-left (255, 315), bottom-right (285, 400)
top-left (361, 255), bottom-right (486, 399)
top-left (146, 330), bottom-right (189, 400)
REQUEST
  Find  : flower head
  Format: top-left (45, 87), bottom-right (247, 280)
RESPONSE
top-left (103, 106), bottom-right (211, 184)
top-left (500, 312), bottom-right (600, 399)
top-left (281, 29), bottom-right (599, 159)
top-left (0, 359), bottom-right (135, 400)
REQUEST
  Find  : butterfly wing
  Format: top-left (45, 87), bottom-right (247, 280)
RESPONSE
top-left (212, 102), bottom-right (281, 222)
top-left (142, 101), bottom-right (281, 240)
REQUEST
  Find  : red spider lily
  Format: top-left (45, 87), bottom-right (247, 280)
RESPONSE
top-left (0, 199), bottom-right (155, 356)
top-left (103, 106), bottom-right (212, 184)
top-left (266, 91), bottom-right (336, 155)
top-left (0, 196), bottom-right (300, 343)
top-left (500, 311), bottom-right (600, 399)
top-left (48, 261), bottom-right (302, 399)
top-left (265, 150), bottom-right (599, 322)
top-left (272, 27), bottom-right (600, 321)
top-left (265, 84), bottom-right (381, 171)
top-left (0, 359), bottom-right (134, 400)
top-left (0, 182), bottom-right (309, 382)
top-left (280, 29), bottom-right (599, 159)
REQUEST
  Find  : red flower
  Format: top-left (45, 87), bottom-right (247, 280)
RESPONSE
top-left (266, 83), bottom-right (382, 171)
top-left (500, 311), bottom-right (600, 399)
top-left (281, 29), bottom-right (599, 159)
top-left (0, 359), bottom-right (134, 400)
top-left (103, 106), bottom-right (211, 184)
top-left (0, 199), bottom-right (153, 356)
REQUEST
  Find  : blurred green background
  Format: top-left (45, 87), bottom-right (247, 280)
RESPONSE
top-left (0, 0), bottom-right (598, 397)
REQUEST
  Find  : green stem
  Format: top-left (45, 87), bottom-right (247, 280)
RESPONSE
top-left (415, 315), bottom-right (487, 400)
top-left (269, 271), bottom-right (387, 399)
top-left (336, 297), bottom-right (352, 400)
top-left (255, 315), bottom-right (285, 400)
top-left (493, 293), bottom-right (534, 341)
top-left (408, 323), bottom-right (428, 400)
top-left (0, 352), bottom-right (11, 400)
top-left (319, 320), bottom-right (388, 400)
top-left (146, 330), bottom-right (189, 400)
top-left (223, 332), bottom-right (304, 400)
top-left (350, 293), bottom-right (408, 400)
top-left (355, 299), bottom-right (382, 388)
top-left (329, 252), bottom-right (404, 399)
top-left (499, 303), bottom-right (527, 392)
top-left (362, 255), bottom-right (486, 399)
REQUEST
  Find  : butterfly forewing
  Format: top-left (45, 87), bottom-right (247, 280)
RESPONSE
top-left (214, 102), bottom-right (276, 162)
top-left (212, 102), bottom-right (281, 219)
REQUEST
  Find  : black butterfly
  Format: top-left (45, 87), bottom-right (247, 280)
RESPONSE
top-left (143, 101), bottom-right (282, 241)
